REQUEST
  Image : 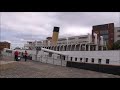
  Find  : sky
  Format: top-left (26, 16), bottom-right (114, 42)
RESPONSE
top-left (0, 12), bottom-right (120, 49)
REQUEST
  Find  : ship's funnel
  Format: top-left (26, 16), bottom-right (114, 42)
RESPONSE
top-left (52, 27), bottom-right (59, 46)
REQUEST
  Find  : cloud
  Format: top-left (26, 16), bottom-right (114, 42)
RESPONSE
top-left (56, 12), bottom-right (119, 27)
top-left (1, 12), bottom-right (119, 48)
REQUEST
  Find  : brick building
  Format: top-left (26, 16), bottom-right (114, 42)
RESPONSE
top-left (92, 23), bottom-right (114, 49)
top-left (0, 42), bottom-right (11, 51)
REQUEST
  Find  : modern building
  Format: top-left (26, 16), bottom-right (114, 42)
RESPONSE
top-left (92, 23), bottom-right (114, 49)
top-left (114, 27), bottom-right (120, 42)
top-left (0, 41), bottom-right (11, 51)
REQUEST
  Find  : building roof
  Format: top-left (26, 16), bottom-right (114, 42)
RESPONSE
top-left (0, 41), bottom-right (10, 44)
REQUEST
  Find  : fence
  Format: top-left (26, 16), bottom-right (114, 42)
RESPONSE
top-left (1, 51), bottom-right (67, 67)
top-left (0, 51), bottom-right (14, 60)
top-left (32, 54), bottom-right (67, 66)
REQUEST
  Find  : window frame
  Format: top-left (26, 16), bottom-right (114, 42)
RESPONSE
top-left (86, 58), bottom-right (88, 62)
top-left (91, 58), bottom-right (94, 63)
top-left (75, 57), bottom-right (77, 61)
top-left (106, 59), bottom-right (110, 64)
top-left (98, 59), bottom-right (102, 64)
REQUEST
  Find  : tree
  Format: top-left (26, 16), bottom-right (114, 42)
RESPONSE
top-left (111, 40), bottom-right (120, 50)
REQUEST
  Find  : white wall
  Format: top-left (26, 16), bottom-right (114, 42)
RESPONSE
top-left (34, 50), bottom-right (120, 65)
top-left (61, 50), bottom-right (120, 65)
top-left (114, 27), bottom-right (120, 42)
top-left (3, 48), bottom-right (120, 65)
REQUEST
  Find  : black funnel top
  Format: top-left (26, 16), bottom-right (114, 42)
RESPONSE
top-left (53, 27), bottom-right (59, 32)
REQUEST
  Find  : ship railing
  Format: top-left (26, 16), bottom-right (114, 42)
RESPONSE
top-left (31, 54), bottom-right (67, 66)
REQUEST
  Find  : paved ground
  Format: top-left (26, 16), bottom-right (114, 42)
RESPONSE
top-left (0, 56), bottom-right (120, 78)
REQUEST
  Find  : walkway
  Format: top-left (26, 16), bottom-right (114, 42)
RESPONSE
top-left (0, 56), bottom-right (120, 78)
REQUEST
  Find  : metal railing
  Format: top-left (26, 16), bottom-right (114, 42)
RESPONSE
top-left (32, 54), bottom-right (67, 66)
top-left (0, 50), bottom-right (67, 67)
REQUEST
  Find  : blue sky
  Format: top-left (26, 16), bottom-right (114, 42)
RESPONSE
top-left (0, 12), bottom-right (119, 49)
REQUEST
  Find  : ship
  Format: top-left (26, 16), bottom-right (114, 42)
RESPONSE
top-left (2, 26), bottom-right (120, 75)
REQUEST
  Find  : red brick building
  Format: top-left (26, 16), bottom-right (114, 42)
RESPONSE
top-left (92, 23), bottom-right (114, 49)
top-left (0, 42), bottom-right (11, 51)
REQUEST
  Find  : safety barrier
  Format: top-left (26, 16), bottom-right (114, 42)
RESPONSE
top-left (32, 54), bottom-right (67, 66)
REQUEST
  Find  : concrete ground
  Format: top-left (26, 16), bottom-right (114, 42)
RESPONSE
top-left (0, 56), bottom-right (120, 78)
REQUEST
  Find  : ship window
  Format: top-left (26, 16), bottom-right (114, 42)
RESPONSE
top-left (91, 58), bottom-right (94, 63)
top-left (98, 59), bottom-right (101, 64)
top-left (71, 57), bottom-right (72, 61)
top-left (86, 58), bottom-right (88, 62)
top-left (106, 59), bottom-right (109, 64)
top-left (75, 58), bottom-right (77, 61)
top-left (80, 58), bottom-right (82, 62)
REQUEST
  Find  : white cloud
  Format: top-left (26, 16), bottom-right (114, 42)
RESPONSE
top-left (1, 40), bottom-right (11, 43)
top-left (1, 12), bottom-right (119, 47)
top-left (1, 12), bottom-right (58, 36)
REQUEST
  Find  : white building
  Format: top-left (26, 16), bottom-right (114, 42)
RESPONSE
top-left (114, 27), bottom-right (120, 42)
top-left (24, 33), bottom-right (105, 51)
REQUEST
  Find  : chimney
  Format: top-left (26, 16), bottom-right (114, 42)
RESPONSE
top-left (52, 27), bottom-right (60, 46)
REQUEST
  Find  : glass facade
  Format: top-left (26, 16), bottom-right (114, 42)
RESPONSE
top-left (100, 30), bottom-right (108, 35)
top-left (99, 30), bottom-right (109, 44)
top-left (102, 35), bottom-right (109, 39)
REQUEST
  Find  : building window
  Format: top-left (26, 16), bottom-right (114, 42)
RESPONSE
top-left (91, 58), bottom-right (94, 63)
top-left (100, 30), bottom-right (108, 35)
top-left (75, 58), bottom-right (77, 61)
top-left (106, 59), bottom-right (110, 64)
top-left (102, 35), bottom-right (109, 39)
top-left (98, 59), bottom-right (101, 64)
top-left (71, 57), bottom-right (72, 61)
top-left (80, 58), bottom-right (82, 62)
top-left (86, 58), bottom-right (88, 62)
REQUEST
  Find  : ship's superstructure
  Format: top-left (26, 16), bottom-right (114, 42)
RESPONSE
top-left (24, 27), bottom-right (105, 51)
